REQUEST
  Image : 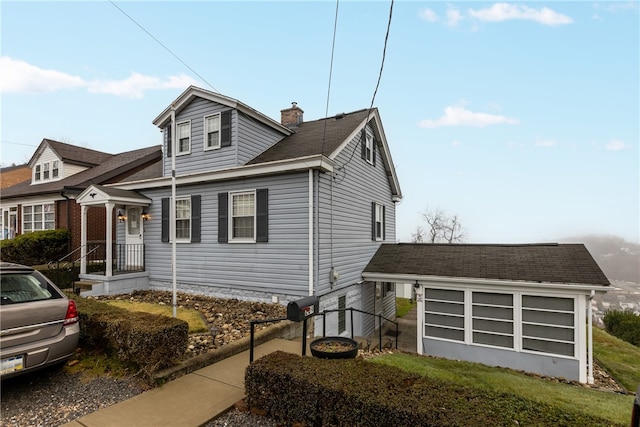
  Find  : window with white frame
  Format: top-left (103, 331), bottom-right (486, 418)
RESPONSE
top-left (374, 203), bottom-right (384, 241)
top-left (472, 292), bottom-right (514, 349)
top-left (365, 133), bottom-right (374, 164)
top-left (35, 165), bottom-right (41, 181)
top-left (522, 295), bottom-right (575, 357)
top-left (205, 114), bottom-right (221, 150)
top-left (2, 207), bottom-right (18, 240)
top-left (175, 197), bottom-right (191, 241)
top-left (424, 288), bottom-right (465, 341)
top-left (52, 161), bottom-right (59, 178)
top-left (177, 122), bottom-right (191, 154)
top-left (43, 163), bottom-right (50, 180)
top-left (23, 203), bottom-right (55, 233)
top-left (231, 191), bottom-right (255, 241)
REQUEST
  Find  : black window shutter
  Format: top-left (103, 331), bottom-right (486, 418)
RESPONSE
top-left (382, 204), bottom-right (386, 240)
top-left (361, 129), bottom-right (367, 160)
top-left (221, 111), bottom-right (231, 147)
top-left (166, 125), bottom-right (172, 157)
top-left (371, 202), bottom-right (376, 241)
top-left (161, 198), bottom-right (169, 242)
top-left (191, 195), bottom-right (201, 243)
top-left (256, 189), bottom-right (269, 242)
top-left (218, 192), bottom-right (228, 243)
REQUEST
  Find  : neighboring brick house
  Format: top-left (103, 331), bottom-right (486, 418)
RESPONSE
top-left (76, 86), bottom-right (403, 338)
top-left (363, 243), bottom-right (610, 383)
top-left (0, 138), bottom-right (162, 253)
top-left (0, 164), bottom-right (31, 189)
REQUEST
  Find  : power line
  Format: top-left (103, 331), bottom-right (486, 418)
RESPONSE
top-left (337, 0), bottom-right (394, 175)
top-left (320, 0), bottom-right (341, 158)
top-left (108, 1), bottom-right (219, 93)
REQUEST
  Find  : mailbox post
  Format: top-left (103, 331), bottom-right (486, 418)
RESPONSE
top-left (287, 296), bottom-right (319, 356)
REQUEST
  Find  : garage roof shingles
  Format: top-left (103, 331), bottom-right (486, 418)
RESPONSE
top-left (364, 243), bottom-right (610, 286)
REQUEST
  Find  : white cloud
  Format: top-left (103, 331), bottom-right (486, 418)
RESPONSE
top-left (451, 140), bottom-right (462, 147)
top-left (535, 139), bottom-right (557, 147)
top-left (0, 56), bottom-right (197, 98)
top-left (418, 105), bottom-right (519, 128)
top-left (468, 3), bottom-right (574, 25)
top-left (446, 8), bottom-right (464, 26)
top-left (605, 139), bottom-right (630, 151)
top-left (419, 9), bottom-right (438, 22)
top-left (0, 57), bottom-right (85, 94)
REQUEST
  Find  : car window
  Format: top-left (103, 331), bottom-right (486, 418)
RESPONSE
top-left (0, 273), bottom-right (57, 305)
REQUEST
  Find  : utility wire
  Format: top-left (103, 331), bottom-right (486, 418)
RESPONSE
top-left (108, 1), bottom-right (219, 93)
top-left (336, 0), bottom-right (394, 177)
top-left (320, 0), bottom-right (340, 158)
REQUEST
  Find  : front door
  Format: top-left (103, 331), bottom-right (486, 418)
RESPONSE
top-left (125, 207), bottom-right (143, 269)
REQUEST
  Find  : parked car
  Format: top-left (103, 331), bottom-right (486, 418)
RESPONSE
top-left (0, 261), bottom-right (79, 379)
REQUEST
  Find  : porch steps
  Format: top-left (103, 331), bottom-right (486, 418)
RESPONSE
top-left (73, 280), bottom-right (100, 294)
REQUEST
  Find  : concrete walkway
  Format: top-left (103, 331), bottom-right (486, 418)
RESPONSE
top-left (61, 307), bottom-right (418, 427)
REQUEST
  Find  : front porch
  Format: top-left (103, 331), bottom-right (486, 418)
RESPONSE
top-left (76, 185), bottom-right (153, 296)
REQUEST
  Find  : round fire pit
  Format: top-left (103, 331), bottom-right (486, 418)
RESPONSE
top-left (309, 336), bottom-right (359, 359)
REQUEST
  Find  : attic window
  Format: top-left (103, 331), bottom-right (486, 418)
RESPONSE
top-left (205, 113), bottom-right (221, 150)
top-left (43, 163), bottom-right (50, 180)
top-left (177, 121), bottom-right (191, 155)
top-left (34, 165), bottom-right (41, 181)
top-left (52, 161), bottom-right (59, 178)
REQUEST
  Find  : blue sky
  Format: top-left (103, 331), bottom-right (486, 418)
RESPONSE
top-left (1, 1), bottom-right (638, 244)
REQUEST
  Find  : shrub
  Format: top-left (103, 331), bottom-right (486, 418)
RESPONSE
top-left (245, 351), bottom-right (619, 427)
top-left (73, 296), bottom-right (189, 375)
top-left (0, 229), bottom-right (70, 266)
top-left (604, 309), bottom-right (640, 347)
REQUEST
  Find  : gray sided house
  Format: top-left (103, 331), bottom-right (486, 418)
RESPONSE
top-left (363, 243), bottom-right (610, 383)
top-left (77, 86), bottom-right (402, 338)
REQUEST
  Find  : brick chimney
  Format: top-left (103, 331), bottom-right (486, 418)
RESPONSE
top-left (280, 102), bottom-right (304, 127)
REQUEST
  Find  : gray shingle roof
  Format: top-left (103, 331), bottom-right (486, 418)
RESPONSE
top-left (41, 139), bottom-right (114, 166)
top-left (2, 145), bottom-right (161, 199)
top-left (248, 109), bottom-right (370, 164)
top-left (364, 243), bottom-right (610, 286)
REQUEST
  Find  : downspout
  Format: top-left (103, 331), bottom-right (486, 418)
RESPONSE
top-left (588, 290), bottom-right (594, 384)
top-left (171, 105), bottom-right (177, 318)
top-left (314, 171), bottom-right (320, 295)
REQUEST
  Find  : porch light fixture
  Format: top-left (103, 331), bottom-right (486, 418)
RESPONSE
top-left (117, 210), bottom-right (126, 222)
top-left (141, 210), bottom-right (150, 221)
top-left (413, 281), bottom-right (420, 289)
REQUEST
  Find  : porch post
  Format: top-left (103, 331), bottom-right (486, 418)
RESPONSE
top-left (588, 291), bottom-right (594, 384)
top-left (80, 205), bottom-right (88, 275)
top-left (105, 202), bottom-right (114, 277)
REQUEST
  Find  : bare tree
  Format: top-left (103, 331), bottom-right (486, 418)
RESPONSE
top-left (418, 207), bottom-right (467, 243)
top-left (411, 225), bottom-right (425, 243)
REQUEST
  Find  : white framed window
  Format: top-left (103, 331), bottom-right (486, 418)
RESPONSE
top-left (34, 165), bottom-right (41, 181)
top-left (204, 113), bottom-right (221, 150)
top-left (522, 295), bottom-right (575, 357)
top-left (177, 121), bottom-right (191, 155)
top-left (365, 133), bottom-right (374, 164)
top-left (424, 288), bottom-right (465, 342)
top-left (230, 191), bottom-right (256, 242)
top-left (52, 161), bottom-right (59, 178)
top-left (1, 207), bottom-right (18, 240)
top-left (23, 203), bottom-right (55, 233)
top-left (374, 203), bottom-right (384, 241)
top-left (43, 163), bottom-right (50, 180)
top-left (472, 292), bottom-right (514, 349)
top-left (175, 197), bottom-right (191, 241)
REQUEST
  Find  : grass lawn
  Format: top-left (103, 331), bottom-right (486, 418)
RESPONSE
top-left (395, 297), bottom-right (415, 317)
top-left (593, 326), bottom-right (640, 392)
top-left (371, 353), bottom-right (634, 426)
top-left (104, 300), bottom-right (209, 334)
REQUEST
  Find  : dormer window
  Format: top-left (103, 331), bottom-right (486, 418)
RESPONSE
top-left (52, 161), bottom-right (59, 178)
top-left (43, 163), bottom-right (50, 180)
top-left (205, 114), bottom-right (221, 150)
top-left (35, 165), bottom-right (41, 181)
top-left (177, 121), bottom-right (191, 155)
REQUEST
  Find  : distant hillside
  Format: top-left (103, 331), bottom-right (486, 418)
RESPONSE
top-left (560, 235), bottom-right (640, 284)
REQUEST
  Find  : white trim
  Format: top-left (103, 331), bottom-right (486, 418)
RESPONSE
top-left (308, 169), bottom-right (314, 296)
top-left (176, 120), bottom-right (191, 156)
top-left (365, 132), bottom-right (374, 165)
top-left (112, 155), bottom-right (335, 190)
top-left (174, 196), bottom-right (192, 243)
top-left (203, 113), bottom-right (221, 151)
top-left (228, 189), bottom-right (257, 244)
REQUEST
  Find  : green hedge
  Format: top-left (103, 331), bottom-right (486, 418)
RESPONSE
top-left (246, 351), bottom-right (619, 427)
top-left (0, 229), bottom-right (70, 266)
top-left (73, 296), bottom-right (189, 374)
top-left (604, 309), bottom-right (640, 347)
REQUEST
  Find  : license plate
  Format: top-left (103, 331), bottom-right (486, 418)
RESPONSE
top-left (0, 355), bottom-right (24, 375)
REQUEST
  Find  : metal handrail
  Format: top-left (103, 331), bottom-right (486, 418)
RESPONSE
top-left (47, 244), bottom-right (102, 290)
top-left (320, 307), bottom-right (399, 351)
